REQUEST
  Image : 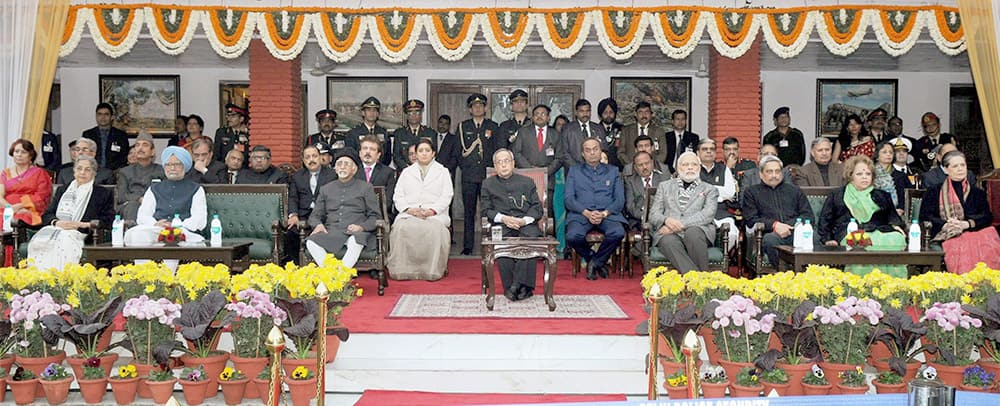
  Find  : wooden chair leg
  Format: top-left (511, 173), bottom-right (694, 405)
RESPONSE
top-left (571, 250), bottom-right (580, 278)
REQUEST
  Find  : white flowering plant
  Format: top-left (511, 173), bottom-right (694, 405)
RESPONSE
top-left (921, 302), bottom-right (983, 366)
top-left (812, 296), bottom-right (884, 365)
top-left (116, 295), bottom-right (183, 365)
top-left (9, 290), bottom-right (69, 358)
top-left (707, 295), bottom-right (777, 363)
top-left (226, 289), bottom-right (287, 359)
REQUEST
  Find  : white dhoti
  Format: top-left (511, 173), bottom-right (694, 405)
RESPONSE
top-left (386, 217), bottom-right (450, 280)
top-left (124, 225), bottom-right (205, 271)
top-left (27, 226), bottom-right (86, 271)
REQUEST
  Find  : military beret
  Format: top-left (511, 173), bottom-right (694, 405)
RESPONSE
top-left (315, 109), bottom-right (337, 121)
top-left (773, 106), bottom-right (790, 119)
top-left (467, 93), bottom-right (487, 108)
top-left (360, 97), bottom-right (381, 110)
top-left (225, 103), bottom-right (249, 118)
top-left (509, 89), bottom-right (528, 101)
top-left (404, 99), bottom-right (425, 113)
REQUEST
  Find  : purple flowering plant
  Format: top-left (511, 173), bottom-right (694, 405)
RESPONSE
top-left (226, 289), bottom-right (288, 358)
top-left (812, 296), bottom-right (884, 365)
top-left (706, 295), bottom-right (777, 363)
top-left (920, 301), bottom-right (983, 366)
top-left (116, 295), bottom-right (183, 365)
top-left (40, 362), bottom-right (70, 381)
top-left (9, 290), bottom-right (70, 358)
top-left (962, 365), bottom-right (995, 389)
top-left (180, 365), bottom-right (207, 382)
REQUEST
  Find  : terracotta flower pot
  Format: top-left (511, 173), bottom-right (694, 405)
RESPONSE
top-left (801, 382), bottom-right (832, 395)
top-left (109, 377), bottom-right (140, 405)
top-left (0, 377), bottom-right (6, 403)
top-left (133, 363), bottom-right (157, 398)
top-left (873, 380), bottom-right (907, 394)
top-left (868, 341), bottom-right (892, 366)
top-left (871, 358), bottom-right (921, 382)
top-left (977, 359), bottom-right (1000, 381)
top-left (16, 350), bottom-right (66, 397)
top-left (8, 378), bottom-right (38, 405)
top-left (74, 328), bottom-right (115, 356)
top-left (928, 361), bottom-right (967, 388)
top-left (179, 379), bottom-right (211, 405)
top-left (959, 383), bottom-right (988, 392)
top-left (286, 377), bottom-right (318, 406)
top-left (663, 384), bottom-right (689, 399)
top-left (230, 354), bottom-right (268, 399)
top-left (701, 381), bottom-right (729, 398)
top-left (313, 333), bottom-right (343, 364)
top-left (776, 361), bottom-right (812, 396)
top-left (67, 353), bottom-right (119, 380)
top-left (180, 351), bottom-right (230, 397)
top-left (254, 378), bottom-right (275, 404)
top-left (220, 378), bottom-right (249, 405)
top-left (729, 383), bottom-right (762, 398)
top-left (40, 377), bottom-right (74, 405)
top-left (145, 378), bottom-right (177, 404)
top-left (78, 377), bottom-right (109, 404)
top-left (762, 381), bottom-right (791, 396)
top-left (700, 326), bottom-right (724, 365)
top-left (0, 354), bottom-right (14, 373)
top-left (282, 357), bottom-right (319, 378)
top-left (836, 383), bottom-right (869, 395)
top-left (818, 362), bottom-right (857, 394)
top-left (717, 359), bottom-right (753, 384)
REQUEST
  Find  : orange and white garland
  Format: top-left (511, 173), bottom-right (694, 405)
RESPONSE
top-left (60, 5), bottom-right (966, 62)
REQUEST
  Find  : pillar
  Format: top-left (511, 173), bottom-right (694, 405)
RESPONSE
top-left (708, 40), bottom-right (762, 160)
top-left (248, 39), bottom-right (301, 165)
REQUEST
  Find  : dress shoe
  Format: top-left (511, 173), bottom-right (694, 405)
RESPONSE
top-left (598, 265), bottom-right (609, 279)
top-left (461, 249), bottom-right (472, 255)
top-left (504, 288), bottom-right (518, 302)
top-left (586, 261), bottom-right (598, 280)
top-left (517, 286), bottom-right (534, 300)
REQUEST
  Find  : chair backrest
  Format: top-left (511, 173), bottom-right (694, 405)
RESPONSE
top-left (799, 186), bottom-right (837, 220)
top-left (200, 184), bottom-right (287, 240)
top-left (904, 188), bottom-right (925, 223)
top-left (485, 167), bottom-right (548, 220)
top-left (372, 185), bottom-right (389, 223)
top-left (643, 187), bottom-right (657, 227)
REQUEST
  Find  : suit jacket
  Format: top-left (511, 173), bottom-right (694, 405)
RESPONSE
top-left (436, 132), bottom-right (460, 175)
top-left (818, 186), bottom-right (905, 243)
top-left (304, 132), bottom-right (351, 155)
top-left (41, 131), bottom-right (61, 171)
top-left (512, 125), bottom-right (565, 180)
top-left (56, 163), bottom-right (115, 186)
top-left (289, 166), bottom-right (337, 218)
top-left (664, 130), bottom-right (700, 173)
top-left (392, 125), bottom-right (438, 170)
top-left (561, 121), bottom-right (608, 168)
top-left (40, 184), bottom-right (116, 242)
top-left (185, 160), bottom-right (228, 184)
top-left (618, 123), bottom-right (668, 166)
top-left (647, 179), bottom-right (719, 247)
top-left (236, 166), bottom-right (289, 185)
top-left (360, 162), bottom-right (397, 213)
top-left (623, 170), bottom-right (667, 229)
top-left (82, 126), bottom-right (129, 170)
top-left (601, 121), bottom-right (624, 169)
top-left (213, 127), bottom-right (251, 166)
top-left (564, 163), bottom-right (626, 226)
top-left (794, 161), bottom-right (846, 188)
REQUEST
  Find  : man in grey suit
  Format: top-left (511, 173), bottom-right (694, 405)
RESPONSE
top-left (561, 99), bottom-right (607, 167)
top-left (511, 104), bottom-right (565, 210)
top-left (648, 152), bottom-right (718, 273)
top-left (793, 137), bottom-right (845, 188)
top-left (618, 102), bottom-right (668, 168)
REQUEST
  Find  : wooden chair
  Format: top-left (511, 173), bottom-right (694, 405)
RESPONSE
top-left (300, 186), bottom-right (391, 296)
top-left (480, 168), bottom-right (558, 311)
top-left (904, 188), bottom-right (940, 273)
top-left (747, 186), bottom-right (836, 276)
top-left (638, 187), bottom-right (731, 274)
top-left (201, 184), bottom-right (288, 265)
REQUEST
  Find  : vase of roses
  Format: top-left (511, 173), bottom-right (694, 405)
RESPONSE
top-left (921, 301), bottom-right (984, 387)
top-left (706, 295), bottom-right (776, 380)
top-left (9, 290), bottom-right (69, 397)
top-left (226, 288), bottom-right (286, 399)
top-left (812, 296), bottom-right (883, 392)
top-left (845, 230), bottom-right (872, 250)
top-left (158, 225), bottom-right (186, 246)
top-left (118, 295), bottom-right (182, 398)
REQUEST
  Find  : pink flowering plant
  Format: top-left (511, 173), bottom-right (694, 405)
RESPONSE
top-left (811, 296), bottom-right (884, 365)
top-left (117, 295), bottom-right (183, 365)
top-left (226, 288), bottom-right (287, 358)
top-left (707, 295), bottom-right (777, 363)
top-left (9, 290), bottom-right (70, 357)
top-left (920, 301), bottom-right (983, 366)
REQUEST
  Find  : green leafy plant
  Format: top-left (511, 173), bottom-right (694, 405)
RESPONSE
top-left (871, 308), bottom-right (929, 377)
top-left (11, 366), bottom-right (35, 381)
top-left (876, 371), bottom-right (903, 385)
top-left (963, 293), bottom-right (1000, 362)
top-left (0, 367), bottom-right (7, 379)
top-left (735, 367), bottom-right (762, 387)
top-left (147, 368), bottom-right (175, 382)
top-left (257, 368), bottom-right (271, 380)
top-left (665, 368), bottom-right (687, 388)
top-left (802, 365), bottom-right (829, 386)
top-left (173, 291), bottom-right (235, 358)
top-left (701, 366), bottom-right (727, 384)
top-left (275, 298), bottom-right (319, 359)
top-left (40, 363), bottom-right (71, 381)
top-left (838, 366), bottom-right (867, 387)
top-left (655, 304), bottom-right (709, 364)
top-left (962, 365), bottom-right (996, 389)
top-left (180, 365), bottom-right (207, 382)
top-left (40, 296), bottom-right (123, 358)
top-left (82, 356), bottom-right (105, 380)
top-left (759, 367), bottom-right (789, 384)
top-left (757, 301), bottom-right (821, 368)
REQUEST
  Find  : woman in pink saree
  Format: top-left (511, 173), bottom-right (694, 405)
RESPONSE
top-left (1, 139), bottom-right (53, 227)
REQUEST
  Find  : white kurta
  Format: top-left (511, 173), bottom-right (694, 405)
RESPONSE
top-left (124, 186), bottom-right (208, 246)
top-left (387, 161), bottom-right (454, 280)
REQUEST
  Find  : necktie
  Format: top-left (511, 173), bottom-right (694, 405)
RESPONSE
top-left (582, 123), bottom-right (589, 138)
top-left (645, 177), bottom-right (652, 188)
top-left (365, 166), bottom-right (373, 182)
top-left (310, 172), bottom-right (318, 195)
top-left (537, 127), bottom-right (544, 151)
top-left (640, 126), bottom-right (646, 137)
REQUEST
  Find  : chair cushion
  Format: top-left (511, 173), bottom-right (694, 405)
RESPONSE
top-left (225, 238), bottom-right (273, 260)
top-left (201, 192), bottom-right (284, 241)
top-left (649, 246), bottom-right (725, 265)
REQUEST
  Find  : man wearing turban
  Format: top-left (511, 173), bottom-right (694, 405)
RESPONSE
top-left (124, 146), bottom-right (208, 249)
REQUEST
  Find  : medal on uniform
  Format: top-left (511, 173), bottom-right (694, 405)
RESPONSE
top-left (333, 140), bottom-right (345, 149)
top-left (653, 140), bottom-right (660, 150)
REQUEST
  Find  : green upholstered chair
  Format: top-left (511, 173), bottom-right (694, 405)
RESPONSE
top-left (747, 186), bottom-right (836, 276)
top-left (200, 184), bottom-right (288, 266)
top-left (639, 187), bottom-right (731, 273)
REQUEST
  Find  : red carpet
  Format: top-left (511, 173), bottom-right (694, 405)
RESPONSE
top-left (341, 259), bottom-right (645, 335)
top-left (354, 389), bottom-right (627, 405)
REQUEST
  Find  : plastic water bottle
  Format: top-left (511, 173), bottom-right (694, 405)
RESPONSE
top-left (111, 215), bottom-right (124, 247)
top-left (792, 218), bottom-right (804, 250)
top-left (908, 220), bottom-right (922, 252)
top-left (801, 219), bottom-right (815, 251)
top-left (846, 217), bottom-right (858, 234)
top-left (171, 213), bottom-right (182, 228)
top-left (1, 204), bottom-right (11, 232)
top-left (210, 214), bottom-right (223, 247)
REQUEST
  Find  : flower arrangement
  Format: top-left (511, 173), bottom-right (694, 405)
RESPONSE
top-left (665, 369), bottom-right (687, 387)
top-left (109, 262), bottom-right (177, 301)
top-left (219, 367), bottom-right (245, 381)
top-left (708, 295), bottom-right (776, 363)
top-left (640, 268), bottom-right (685, 312)
top-left (147, 368), bottom-right (174, 382)
top-left (40, 363), bottom-right (70, 381)
top-left (920, 301), bottom-right (983, 366)
top-left (226, 289), bottom-right (287, 359)
top-left (276, 258), bottom-right (358, 322)
top-left (876, 371), bottom-right (903, 385)
top-left (113, 364), bottom-right (137, 380)
top-left (838, 366), bottom-right (867, 387)
top-left (759, 367), bottom-right (789, 384)
top-left (120, 295), bottom-right (183, 365)
top-left (290, 366), bottom-right (313, 381)
top-left (181, 365), bottom-right (206, 382)
top-left (735, 367), bottom-right (761, 387)
top-left (47, 263), bottom-right (113, 314)
top-left (812, 296), bottom-right (884, 365)
top-left (682, 271), bottom-right (734, 309)
top-left (229, 263), bottom-right (285, 296)
top-left (82, 356), bottom-right (105, 380)
top-left (962, 365), bottom-right (995, 389)
top-left (802, 365), bottom-right (829, 385)
top-left (9, 290), bottom-right (70, 357)
top-left (845, 230), bottom-right (872, 248)
top-left (157, 225), bottom-right (186, 245)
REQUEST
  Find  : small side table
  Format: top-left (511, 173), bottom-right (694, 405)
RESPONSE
top-left (481, 237), bottom-right (559, 311)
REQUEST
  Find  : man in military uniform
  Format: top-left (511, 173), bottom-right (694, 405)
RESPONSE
top-left (305, 109), bottom-right (350, 156)
top-left (457, 93), bottom-right (504, 255)
top-left (213, 103), bottom-right (250, 165)
top-left (598, 97), bottom-right (624, 170)
top-left (392, 99), bottom-right (437, 171)
top-left (346, 97), bottom-right (392, 166)
top-left (498, 89), bottom-right (530, 146)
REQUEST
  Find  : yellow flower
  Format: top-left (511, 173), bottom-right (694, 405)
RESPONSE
top-left (291, 366), bottom-right (310, 380)
top-left (667, 375), bottom-right (688, 387)
top-left (118, 365), bottom-right (137, 379)
top-left (356, 288), bottom-right (364, 297)
top-left (961, 294), bottom-right (972, 304)
top-left (219, 367), bottom-right (234, 381)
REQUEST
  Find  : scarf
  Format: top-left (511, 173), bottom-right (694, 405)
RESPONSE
top-left (873, 164), bottom-right (898, 205)
top-left (844, 184), bottom-right (879, 223)
top-left (55, 179), bottom-right (94, 222)
top-left (934, 178), bottom-right (970, 241)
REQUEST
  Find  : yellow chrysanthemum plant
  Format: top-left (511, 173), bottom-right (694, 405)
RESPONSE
top-left (175, 262), bottom-right (231, 303)
top-left (108, 261), bottom-right (178, 302)
top-left (272, 255), bottom-right (359, 359)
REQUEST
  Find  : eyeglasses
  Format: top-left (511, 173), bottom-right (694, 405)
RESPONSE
top-left (495, 158), bottom-right (513, 164)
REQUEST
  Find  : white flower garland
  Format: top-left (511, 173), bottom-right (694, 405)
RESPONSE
top-left (705, 12), bottom-right (762, 59)
top-left (649, 11), bottom-right (706, 60)
top-left (145, 7), bottom-right (202, 56)
top-left (422, 13), bottom-right (480, 62)
top-left (368, 14), bottom-right (424, 64)
top-left (870, 9), bottom-right (925, 57)
top-left (86, 7), bottom-right (144, 59)
top-left (814, 9), bottom-right (870, 57)
top-left (537, 12), bottom-right (592, 59)
top-left (481, 11), bottom-right (536, 61)
top-left (312, 12), bottom-right (368, 64)
top-left (59, 8), bottom-right (87, 57)
top-left (760, 11), bottom-right (816, 59)
top-left (925, 10), bottom-right (967, 56)
top-left (592, 10), bottom-right (650, 61)
top-left (202, 10), bottom-right (257, 59)
top-left (256, 12), bottom-right (315, 61)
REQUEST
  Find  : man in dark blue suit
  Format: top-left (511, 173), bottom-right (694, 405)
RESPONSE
top-left (286, 144), bottom-right (337, 264)
top-left (82, 102), bottom-right (129, 170)
top-left (565, 138), bottom-right (626, 280)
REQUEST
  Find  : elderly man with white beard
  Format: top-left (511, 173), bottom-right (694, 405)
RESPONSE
top-left (647, 152), bottom-right (718, 273)
top-left (305, 148), bottom-right (381, 268)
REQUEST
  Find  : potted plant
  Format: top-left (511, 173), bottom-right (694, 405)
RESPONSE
top-left (756, 301), bottom-right (820, 396)
top-left (730, 366), bottom-right (762, 398)
top-left (47, 263), bottom-right (118, 353)
top-left (117, 294), bottom-right (182, 398)
top-left (0, 319), bottom-right (20, 372)
top-left (226, 288), bottom-right (286, 399)
top-left (286, 365), bottom-right (317, 406)
top-left (700, 365), bottom-right (728, 398)
top-left (870, 308), bottom-right (928, 381)
top-left (179, 365), bottom-right (210, 405)
top-left (836, 365), bottom-right (869, 395)
top-left (276, 298), bottom-right (321, 376)
top-left (680, 271), bottom-right (735, 364)
top-left (40, 296), bottom-right (123, 378)
top-left (873, 371), bottom-right (906, 394)
top-left (9, 290), bottom-right (69, 396)
top-left (759, 366), bottom-right (790, 396)
top-left (963, 293), bottom-right (1000, 378)
top-left (218, 366), bottom-right (249, 405)
top-left (812, 296), bottom-right (883, 391)
top-left (109, 364), bottom-right (139, 405)
top-left (77, 356), bottom-right (109, 404)
top-left (39, 362), bottom-right (73, 405)
top-left (706, 295), bottom-right (777, 379)
top-left (653, 302), bottom-right (709, 372)
top-left (960, 365), bottom-right (996, 392)
top-left (8, 366), bottom-right (37, 405)
top-left (174, 291), bottom-right (234, 397)
top-left (144, 366), bottom-right (177, 404)
top-left (801, 364), bottom-right (832, 395)
top-left (662, 368), bottom-right (689, 399)
top-left (254, 367), bottom-right (276, 404)
top-left (921, 301), bottom-right (984, 386)
top-left (0, 367), bottom-right (7, 403)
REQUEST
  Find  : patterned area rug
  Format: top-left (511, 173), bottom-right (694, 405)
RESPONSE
top-left (388, 294), bottom-right (628, 319)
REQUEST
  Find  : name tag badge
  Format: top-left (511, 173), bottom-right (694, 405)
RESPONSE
top-left (42, 143), bottom-right (53, 152)
top-left (779, 140), bottom-right (789, 147)
top-left (151, 178), bottom-right (162, 183)
top-left (333, 140), bottom-right (345, 149)
top-left (110, 143), bottom-right (121, 152)
top-left (545, 147), bottom-right (555, 157)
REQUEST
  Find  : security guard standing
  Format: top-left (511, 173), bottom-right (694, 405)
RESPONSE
top-left (214, 103), bottom-right (250, 164)
top-left (305, 109), bottom-right (350, 155)
top-left (346, 97), bottom-right (392, 166)
top-left (458, 93), bottom-right (503, 255)
top-left (392, 99), bottom-right (437, 171)
top-left (498, 89), bottom-right (530, 145)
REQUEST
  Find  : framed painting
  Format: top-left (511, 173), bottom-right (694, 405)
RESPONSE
top-left (816, 79), bottom-right (898, 136)
top-left (219, 81), bottom-right (308, 138)
top-left (327, 77), bottom-right (407, 132)
top-left (611, 77), bottom-right (691, 131)
top-left (99, 75), bottom-right (180, 137)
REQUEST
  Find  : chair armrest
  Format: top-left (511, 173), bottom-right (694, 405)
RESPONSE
top-left (921, 221), bottom-right (933, 251)
top-left (718, 221), bottom-right (731, 252)
top-left (481, 216), bottom-right (490, 241)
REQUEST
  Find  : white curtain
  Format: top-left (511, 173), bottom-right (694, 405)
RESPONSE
top-left (0, 0), bottom-right (38, 170)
